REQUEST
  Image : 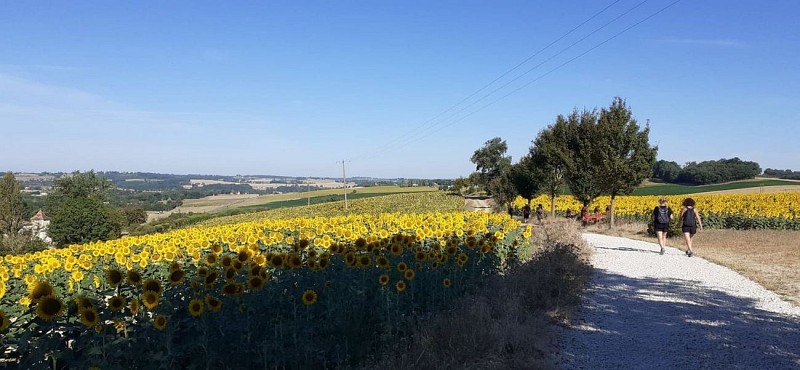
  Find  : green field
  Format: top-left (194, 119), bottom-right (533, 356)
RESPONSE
top-left (631, 179), bottom-right (800, 195)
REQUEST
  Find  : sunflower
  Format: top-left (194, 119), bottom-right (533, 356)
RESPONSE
top-left (211, 243), bottom-right (223, 255)
top-left (288, 253), bottom-right (303, 269)
top-left (301, 290), bottom-right (318, 305)
top-left (355, 237), bottom-right (367, 249)
top-left (142, 291), bottom-right (160, 310)
top-left (344, 252), bottom-right (357, 267)
top-left (403, 269), bottom-right (416, 281)
top-left (376, 255), bottom-right (390, 269)
top-left (74, 295), bottom-right (94, 311)
top-left (389, 243), bottom-right (403, 256)
top-left (79, 306), bottom-right (99, 327)
top-left (129, 298), bottom-right (140, 316)
top-left (221, 255), bottom-right (233, 268)
top-left (457, 253), bottom-right (468, 263)
top-left (396, 262), bottom-right (408, 272)
top-left (270, 254), bottom-right (284, 268)
top-left (248, 275), bottom-right (265, 290)
top-left (249, 264), bottom-right (262, 277)
top-left (0, 310), bottom-right (10, 332)
top-left (168, 262), bottom-right (181, 272)
top-left (188, 299), bottom-right (204, 318)
top-left (197, 267), bottom-right (209, 277)
top-left (446, 245), bottom-right (457, 256)
top-left (224, 267), bottom-right (237, 281)
top-left (28, 281), bottom-right (55, 304)
top-left (153, 314), bottom-right (167, 331)
top-left (126, 270), bottom-right (142, 285)
top-left (105, 268), bottom-right (124, 287)
top-left (205, 253), bottom-right (218, 266)
top-left (415, 251), bottom-right (427, 261)
top-left (205, 295), bottom-right (222, 312)
top-left (358, 255), bottom-right (372, 268)
top-left (232, 260), bottom-right (244, 271)
top-left (204, 271), bottom-right (219, 286)
top-left (466, 236), bottom-right (477, 248)
top-left (168, 269), bottom-right (186, 285)
top-left (222, 282), bottom-right (243, 297)
top-left (378, 274), bottom-right (390, 286)
top-left (237, 249), bottom-right (250, 263)
top-left (318, 256), bottom-right (330, 270)
top-left (107, 296), bottom-right (126, 312)
top-left (142, 278), bottom-right (163, 295)
top-left (395, 281), bottom-right (407, 293)
top-left (443, 278), bottom-right (452, 288)
top-left (36, 295), bottom-right (65, 321)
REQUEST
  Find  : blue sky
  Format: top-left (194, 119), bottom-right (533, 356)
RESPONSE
top-left (1, 0), bottom-right (798, 179)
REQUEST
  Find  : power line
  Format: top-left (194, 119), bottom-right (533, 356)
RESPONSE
top-left (410, 0), bottom-right (684, 142)
top-left (352, 0), bottom-right (624, 161)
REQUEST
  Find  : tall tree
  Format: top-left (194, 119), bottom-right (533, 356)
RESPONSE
top-left (470, 137), bottom-right (511, 193)
top-left (487, 168), bottom-right (516, 212)
top-left (510, 155), bottom-right (540, 206)
top-left (594, 97), bottom-right (658, 228)
top-left (50, 170), bottom-right (113, 202)
top-left (563, 109), bottom-right (603, 207)
top-left (529, 115), bottom-right (571, 216)
top-left (0, 172), bottom-right (25, 236)
top-left (653, 160), bottom-right (681, 182)
top-left (48, 170), bottom-right (122, 246)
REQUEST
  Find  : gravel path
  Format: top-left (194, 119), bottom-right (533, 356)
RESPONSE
top-left (557, 233), bottom-right (800, 370)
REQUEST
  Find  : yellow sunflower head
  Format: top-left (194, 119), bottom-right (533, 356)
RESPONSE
top-left (126, 270), bottom-right (142, 286)
top-left (74, 295), bottom-right (94, 311)
top-left (28, 281), bottom-right (55, 304)
top-left (129, 298), bottom-right (140, 316)
top-left (222, 282), bottom-right (243, 297)
top-left (107, 296), bottom-right (126, 312)
top-left (188, 299), bottom-right (204, 318)
top-left (358, 255), bottom-right (372, 268)
top-left (443, 278), bottom-right (452, 288)
top-left (221, 255), bottom-right (233, 268)
top-left (237, 250), bottom-right (250, 263)
top-left (142, 291), bottom-right (160, 310)
top-left (396, 262), bottom-right (408, 272)
top-left (224, 267), bottom-right (237, 281)
top-left (106, 268), bottom-right (124, 288)
top-left (79, 306), bottom-right (99, 327)
top-left (36, 295), bottom-right (65, 321)
top-left (376, 256), bottom-right (390, 269)
top-left (204, 271), bottom-right (219, 286)
top-left (403, 269), bottom-right (416, 281)
top-left (248, 275), bottom-right (265, 291)
top-left (142, 278), bottom-right (163, 294)
top-left (301, 290), bottom-right (318, 305)
top-left (205, 253), bottom-right (218, 266)
top-left (395, 281), bottom-right (407, 293)
top-left (378, 274), bottom-right (390, 286)
top-left (168, 269), bottom-right (186, 286)
top-left (153, 314), bottom-right (167, 331)
top-left (205, 295), bottom-right (222, 312)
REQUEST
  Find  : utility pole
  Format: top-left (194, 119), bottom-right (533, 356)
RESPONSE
top-left (338, 160), bottom-right (350, 210)
top-left (307, 180), bottom-right (311, 206)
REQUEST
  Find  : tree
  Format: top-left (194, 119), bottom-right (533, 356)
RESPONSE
top-left (48, 197), bottom-right (123, 246)
top-left (487, 169), bottom-right (516, 212)
top-left (50, 170), bottom-right (113, 202)
top-left (529, 115), bottom-right (571, 216)
top-left (121, 205), bottom-right (148, 226)
top-left (510, 155), bottom-right (540, 206)
top-left (0, 172), bottom-right (25, 236)
top-left (652, 160), bottom-right (681, 182)
top-left (48, 171), bottom-right (122, 246)
top-left (594, 97), bottom-right (658, 228)
top-left (563, 109), bottom-right (603, 207)
top-left (470, 137), bottom-right (511, 193)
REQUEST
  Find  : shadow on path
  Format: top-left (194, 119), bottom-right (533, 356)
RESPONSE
top-left (560, 269), bottom-right (800, 369)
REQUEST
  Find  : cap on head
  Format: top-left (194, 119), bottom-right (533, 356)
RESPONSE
top-left (659, 197), bottom-right (667, 204)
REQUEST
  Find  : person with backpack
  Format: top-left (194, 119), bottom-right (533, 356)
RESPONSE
top-left (522, 203), bottom-right (531, 223)
top-left (652, 197), bottom-right (673, 255)
top-left (680, 197), bottom-right (704, 257)
top-left (535, 204), bottom-right (545, 224)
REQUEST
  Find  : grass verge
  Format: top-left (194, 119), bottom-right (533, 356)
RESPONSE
top-left (364, 220), bottom-right (592, 369)
top-left (584, 221), bottom-right (800, 306)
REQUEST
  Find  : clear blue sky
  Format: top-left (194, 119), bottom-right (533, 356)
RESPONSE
top-left (1, 1), bottom-right (798, 179)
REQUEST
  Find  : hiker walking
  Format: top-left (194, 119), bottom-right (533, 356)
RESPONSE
top-left (522, 203), bottom-right (531, 223)
top-left (653, 197), bottom-right (673, 255)
top-left (680, 197), bottom-right (703, 257)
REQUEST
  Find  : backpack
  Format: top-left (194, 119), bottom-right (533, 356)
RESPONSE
top-left (657, 206), bottom-right (670, 224)
top-left (683, 208), bottom-right (697, 227)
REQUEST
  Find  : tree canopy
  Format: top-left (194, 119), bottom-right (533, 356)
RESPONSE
top-left (0, 172), bottom-right (25, 236)
top-left (470, 137), bottom-right (511, 192)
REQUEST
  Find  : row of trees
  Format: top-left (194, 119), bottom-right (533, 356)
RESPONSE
top-left (763, 168), bottom-right (800, 180)
top-left (0, 171), bottom-right (148, 251)
top-left (465, 97), bottom-right (657, 228)
top-left (652, 158), bottom-right (762, 184)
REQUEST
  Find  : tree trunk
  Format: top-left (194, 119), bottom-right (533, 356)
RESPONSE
top-left (609, 195), bottom-right (616, 229)
top-left (550, 193), bottom-right (556, 217)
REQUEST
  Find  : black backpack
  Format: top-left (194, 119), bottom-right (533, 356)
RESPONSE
top-left (683, 208), bottom-right (697, 227)
top-left (657, 206), bottom-right (670, 224)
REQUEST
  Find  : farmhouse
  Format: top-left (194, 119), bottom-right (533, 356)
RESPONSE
top-left (20, 209), bottom-right (52, 244)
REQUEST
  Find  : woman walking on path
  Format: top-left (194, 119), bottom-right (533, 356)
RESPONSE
top-left (653, 197), bottom-right (673, 255)
top-left (680, 197), bottom-right (703, 257)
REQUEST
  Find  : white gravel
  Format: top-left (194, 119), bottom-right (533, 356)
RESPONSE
top-left (557, 233), bottom-right (800, 370)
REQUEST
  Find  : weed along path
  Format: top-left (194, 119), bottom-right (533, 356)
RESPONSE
top-left (557, 233), bottom-right (800, 369)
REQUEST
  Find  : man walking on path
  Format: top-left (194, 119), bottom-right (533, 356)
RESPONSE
top-left (653, 197), bottom-right (673, 255)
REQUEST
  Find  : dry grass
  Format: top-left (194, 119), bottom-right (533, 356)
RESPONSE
top-left (366, 220), bottom-right (592, 369)
top-left (585, 222), bottom-right (800, 306)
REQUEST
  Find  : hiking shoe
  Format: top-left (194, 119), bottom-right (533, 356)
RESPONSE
top-left (687, 251), bottom-right (693, 257)
top-left (659, 248), bottom-right (664, 255)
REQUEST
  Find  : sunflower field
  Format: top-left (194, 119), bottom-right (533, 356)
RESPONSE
top-left (514, 192), bottom-right (800, 230)
top-left (0, 209), bottom-right (532, 368)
